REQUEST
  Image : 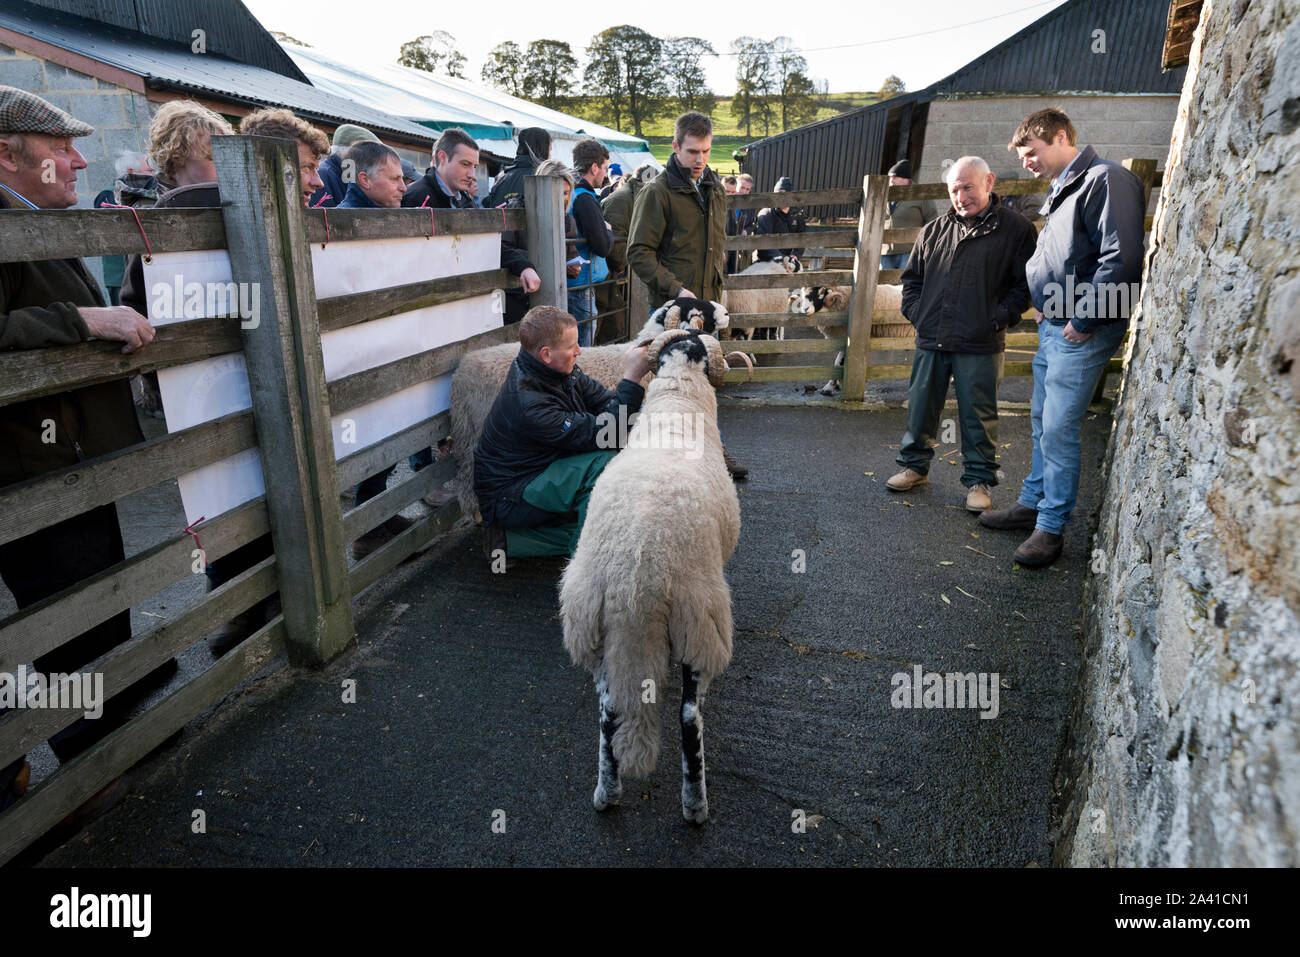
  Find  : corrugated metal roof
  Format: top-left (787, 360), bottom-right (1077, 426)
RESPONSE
top-left (20, 0), bottom-right (307, 81)
top-left (0, 0), bottom-right (437, 144)
top-left (743, 0), bottom-right (1185, 197)
top-left (931, 0), bottom-right (1185, 96)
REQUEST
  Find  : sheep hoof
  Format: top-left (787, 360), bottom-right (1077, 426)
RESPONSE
top-left (593, 784), bottom-right (621, 811)
top-left (682, 802), bottom-right (709, 825)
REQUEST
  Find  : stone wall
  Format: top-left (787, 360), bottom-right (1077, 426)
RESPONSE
top-left (1055, 0), bottom-right (1300, 867)
top-left (920, 95), bottom-right (1177, 199)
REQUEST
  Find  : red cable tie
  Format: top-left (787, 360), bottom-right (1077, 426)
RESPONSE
top-left (420, 196), bottom-right (436, 237)
top-left (321, 206), bottom-right (329, 248)
top-left (183, 515), bottom-right (207, 562)
top-left (102, 202), bottom-right (153, 264)
top-left (312, 194), bottom-right (333, 207)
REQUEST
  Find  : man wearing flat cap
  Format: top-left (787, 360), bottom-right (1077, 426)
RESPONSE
top-left (881, 159), bottom-right (936, 269)
top-left (0, 86), bottom-right (165, 813)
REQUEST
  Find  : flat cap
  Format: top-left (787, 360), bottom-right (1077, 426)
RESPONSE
top-left (0, 85), bottom-right (94, 137)
top-left (887, 159), bottom-right (912, 179)
top-left (332, 123), bottom-right (378, 147)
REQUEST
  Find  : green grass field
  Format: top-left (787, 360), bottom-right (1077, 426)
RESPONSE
top-left (570, 93), bottom-right (883, 173)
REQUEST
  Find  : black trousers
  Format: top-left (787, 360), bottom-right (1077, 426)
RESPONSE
top-left (0, 505), bottom-right (172, 790)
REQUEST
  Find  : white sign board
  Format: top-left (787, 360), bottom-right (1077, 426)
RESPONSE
top-left (145, 233), bottom-right (503, 525)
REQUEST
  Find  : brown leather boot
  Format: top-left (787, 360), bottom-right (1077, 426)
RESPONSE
top-left (979, 502), bottom-right (1038, 530)
top-left (722, 447), bottom-right (749, 480)
top-left (1014, 529), bottom-right (1063, 567)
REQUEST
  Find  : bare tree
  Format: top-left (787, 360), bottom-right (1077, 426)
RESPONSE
top-left (730, 36), bottom-right (773, 138)
top-left (771, 37), bottom-right (817, 131)
top-left (584, 26), bottom-right (668, 137)
top-left (663, 37), bottom-right (717, 115)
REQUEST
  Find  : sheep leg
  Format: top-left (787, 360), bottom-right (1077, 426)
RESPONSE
top-left (680, 663), bottom-right (709, 824)
top-left (593, 672), bottom-right (622, 811)
top-left (819, 348), bottom-right (845, 396)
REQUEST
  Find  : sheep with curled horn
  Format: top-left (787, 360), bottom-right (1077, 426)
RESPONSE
top-left (559, 328), bottom-right (743, 824)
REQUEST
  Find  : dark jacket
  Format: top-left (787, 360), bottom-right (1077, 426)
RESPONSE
top-left (900, 194), bottom-right (1037, 355)
top-left (484, 153), bottom-right (540, 211)
top-left (1028, 145), bottom-right (1146, 333)
top-left (0, 192), bottom-right (145, 487)
top-left (601, 175), bottom-right (645, 275)
top-left (754, 205), bottom-right (806, 261)
top-left (627, 154), bottom-right (727, 305)
top-left (311, 151), bottom-right (346, 208)
top-left (120, 182), bottom-right (222, 317)
top-left (724, 203), bottom-right (756, 274)
top-left (401, 167), bottom-right (475, 209)
top-left (335, 182), bottom-right (381, 208)
top-left (570, 177), bottom-right (613, 286)
top-left (474, 347), bottom-right (644, 518)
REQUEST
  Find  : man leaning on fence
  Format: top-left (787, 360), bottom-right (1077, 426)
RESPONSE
top-left (887, 156), bottom-right (1037, 514)
top-left (0, 87), bottom-right (170, 814)
top-left (978, 108), bottom-right (1146, 568)
top-left (568, 138), bottom-right (614, 348)
top-left (474, 306), bottom-right (649, 564)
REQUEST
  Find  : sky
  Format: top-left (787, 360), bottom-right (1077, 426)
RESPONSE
top-left (242, 0), bottom-right (1072, 96)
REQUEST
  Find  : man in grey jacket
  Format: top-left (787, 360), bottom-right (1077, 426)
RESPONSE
top-left (888, 156), bottom-right (1036, 513)
top-left (979, 108), bottom-right (1146, 567)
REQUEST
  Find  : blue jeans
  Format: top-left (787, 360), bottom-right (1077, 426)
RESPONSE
top-left (1018, 320), bottom-right (1127, 534)
top-left (568, 287), bottom-right (594, 347)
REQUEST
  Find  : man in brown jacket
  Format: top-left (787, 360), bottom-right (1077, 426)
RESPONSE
top-left (0, 87), bottom-right (163, 812)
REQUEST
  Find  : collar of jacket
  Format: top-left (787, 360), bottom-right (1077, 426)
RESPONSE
top-left (339, 182), bottom-right (380, 208)
top-left (945, 192), bottom-right (1003, 230)
top-left (1047, 145), bottom-right (1097, 209)
top-left (515, 345), bottom-right (571, 385)
top-left (503, 155), bottom-right (539, 175)
top-left (664, 153), bottom-right (719, 194)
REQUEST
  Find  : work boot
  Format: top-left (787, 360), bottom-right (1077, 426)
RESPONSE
top-left (886, 467), bottom-right (928, 492)
top-left (207, 610), bottom-right (254, 657)
top-left (979, 502), bottom-right (1037, 530)
top-left (965, 483), bottom-right (992, 513)
top-left (722, 448), bottom-right (749, 480)
top-left (422, 480), bottom-right (458, 508)
top-left (1014, 529), bottom-right (1064, 567)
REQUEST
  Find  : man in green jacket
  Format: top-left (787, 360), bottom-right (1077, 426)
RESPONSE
top-left (627, 111), bottom-right (727, 308)
top-left (626, 112), bottom-right (747, 479)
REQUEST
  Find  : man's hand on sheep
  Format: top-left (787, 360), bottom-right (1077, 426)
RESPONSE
top-left (623, 343), bottom-right (651, 383)
top-left (519, 268), bottom-right (541, 293)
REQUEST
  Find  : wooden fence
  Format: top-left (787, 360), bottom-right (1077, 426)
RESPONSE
top-left (721, 159), bottom-right (1161, 400)
top-left (0, 136), bottom-right (571, 863)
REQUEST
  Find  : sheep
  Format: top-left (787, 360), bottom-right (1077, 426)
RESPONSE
top-left (449, 341), bottom-right (643, 521)
top-left (559, 328), bottom-right (740, 824)
top-left (721, 255), bottom-right (802, 342)
top-left (785, 283), bottom-right (904, 395)
top-left (634, 296), bottom-right (729, 342)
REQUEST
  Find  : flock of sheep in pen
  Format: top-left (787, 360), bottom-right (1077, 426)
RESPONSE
top-left (447, 264), bottom-right (897, 824)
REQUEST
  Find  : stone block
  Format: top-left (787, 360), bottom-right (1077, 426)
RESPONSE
top-left (0, 58), bottom-right (44, 91)
top-left (43, 63), bottom-right (98, 91)
top-left (66, 91), bottom-right (125, 130)
top-left (102, 125), bottom-right (147, 160)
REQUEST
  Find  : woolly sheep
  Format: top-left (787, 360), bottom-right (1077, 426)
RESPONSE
top-left (634, 296), bottom-right (729, 343)
top-left (785, 283), bottom-right (904, 395)
top-left (449, 341), bottom-right (646, 521)
top-left (559, 329), bottom-right (740, 824)
top-left (721, 255), bottom-right (802, 341)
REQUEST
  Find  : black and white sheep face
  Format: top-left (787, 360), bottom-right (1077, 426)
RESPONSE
top-left (639, 297), bottom-right (730, 342)
top-left (788, 286), bottom-right (850, 315)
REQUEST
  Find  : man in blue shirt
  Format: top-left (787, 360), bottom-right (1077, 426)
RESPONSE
top-left (979, 108), bottom-right (1146, 567)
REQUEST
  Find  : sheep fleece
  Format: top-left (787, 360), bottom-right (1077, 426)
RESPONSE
top-left (559, 366), bottom-right (739, 778)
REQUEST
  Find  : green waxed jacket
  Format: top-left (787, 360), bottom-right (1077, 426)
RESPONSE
top-left (627, 154), bottom-right (727, 306)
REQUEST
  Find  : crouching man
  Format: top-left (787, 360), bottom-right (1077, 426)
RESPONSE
top-left (474, 306), bottom-right (650, 561)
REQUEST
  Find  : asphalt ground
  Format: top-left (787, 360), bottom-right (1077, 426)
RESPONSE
top-left (31, 387), bottom-right (1113, 867)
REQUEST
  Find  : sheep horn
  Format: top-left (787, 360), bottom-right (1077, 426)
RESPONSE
top-left (724, 350), bottom-right (755, 380)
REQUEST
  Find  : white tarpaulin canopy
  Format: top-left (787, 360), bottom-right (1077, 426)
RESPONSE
top-left (283, 43), bottom-right (660, 174)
